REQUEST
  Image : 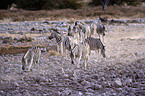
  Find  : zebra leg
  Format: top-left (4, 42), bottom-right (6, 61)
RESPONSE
top-left (22, 58), bottom-right (27, 71)
top-left (98, 34), bottom-right (101, 40)
top-left (28, 55), bottom-right (34, 71)
top-left (57, 43), bottom-right (60, 54)
top-left (78, 49), bottom-right (82, 68)
top-left (97, 50), bottom-right (100, 60)
top-left (102, 36), bottom-right (104, 42)
top-left (84, 57), bottom-right (87, 70)
top-left (60, 42), bottom-right (63, 56)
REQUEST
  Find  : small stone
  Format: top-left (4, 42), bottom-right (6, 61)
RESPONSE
top-left (87, 88), bottom-right (94, 93)
top-left (61, 89), bottom-right (72, 95)
top-left (123, 78), bottom-right (132, 86)
top-left (90, 74), bottom-right (99, 80)
top-left (81, 80), bottom-right (90, 86)
top-left (102, 81), bottom-right (111, 88)
top-left (118, 93), bottom-right (124, 96)
top-left (0, 91), bottom-right (5, 95)
top-left (13, 82), bottom-right (19, 87)
top-left (85, 92), bottom-right (94, 96)
top-left (114, 78), bottom-right (122, 87)
top-left (91, 84), bottom-right (102, 90)
top-left (78, 91), bottom-right (83, 96)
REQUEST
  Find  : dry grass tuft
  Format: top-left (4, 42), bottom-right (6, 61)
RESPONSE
top-left (47, 50), bottom-right (61, 57)
top-left (0, 18), bottom-right (12, 23)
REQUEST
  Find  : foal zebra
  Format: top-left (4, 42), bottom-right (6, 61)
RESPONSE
top-left (22, 47), bottom-right (41, 71)
top-left (85, 37), bottom-right (106, 59)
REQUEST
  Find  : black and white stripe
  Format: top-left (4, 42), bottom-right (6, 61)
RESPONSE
top-left (48, 31), bottom-right (61, 44)
top-left (85, 37), bottom-right (106, 58)
top-left (22, 47), bottom-right (41, 71)
top-left (96, 23), bottom-right (106, 41)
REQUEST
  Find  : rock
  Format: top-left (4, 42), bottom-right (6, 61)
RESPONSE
top-left (22, 90), bottom-right (31, 96)
top-left (123, 79), bottom-right (132, 86)
top-left (54, 91), bottom-right (61, 96)
top-left (12, 82), bottom-right (19, 87)
top-left (118, 93), bottom-right (124, 96)
top-left (61, 89), bottom-right (72, 95)
top-left (102, 81), bottom-right (111, 88)
top-left (90, 74), bottom-right (99, 80)
top-left (78, 91), bottom-right (83, 96)
top-left (114, 78), bottom-right (122, 87)
top-left (81, 80), bottom-right (90, 86)
top-left (87, 88), bottom-right (94, 93)
top-left (85, 92), bottom-right (94, 96)
top-left (84, 75), bottom-right (90, 81)
top-left (91, 84), bottom-right (102, 90)
top-left (0, 91), bottom-right (5, 95)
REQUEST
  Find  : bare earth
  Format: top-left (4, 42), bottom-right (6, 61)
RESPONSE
top-left (0, 6), bottom-right (145, 95)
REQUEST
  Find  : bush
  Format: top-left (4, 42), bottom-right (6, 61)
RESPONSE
top-left (16, 0), bottom-right (82, 10)
top-left (91, 0), bottom-right (144, 6)
top-left (0, 0), bottom-right (16, 9)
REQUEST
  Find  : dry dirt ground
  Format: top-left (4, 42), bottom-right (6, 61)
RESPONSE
top-left (0, 18), bottom-right (144, 95)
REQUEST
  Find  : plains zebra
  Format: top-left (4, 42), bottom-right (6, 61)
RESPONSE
top-left (97, 23), bottom-right (106, 42)
top-left (63, 36), bottom-right (75, 64)
top-left (22, 47), bottom-right (41, 71)
top-left (73, 21), bottom-right (91, 39)
top-left (48, 30), bottom-right (64, 55)
top-left (85, 37), bottom-right (106, 59)
top-left (72, 41), bottom-right (90, 69)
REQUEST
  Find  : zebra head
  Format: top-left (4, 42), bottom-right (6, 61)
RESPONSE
top-left (48, 31), bottom-right (57, 40)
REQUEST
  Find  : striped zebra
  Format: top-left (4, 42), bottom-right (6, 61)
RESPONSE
top-left (85, 37), bottom-right (106, 59)
top-left (73, 21), bottom-right (91, 39)
top-left (48, 30), bottom-right (64, 55)
top-left (96, 23), bottom-right (106, 42)
top-left (71, 41), bottom-right (90, 69)
top-left (22, 47), bottom-right (41, 71)
top-left (68, 25), bottom-right (74, 36)
top-left (63, 36), bottom-right (75, 64)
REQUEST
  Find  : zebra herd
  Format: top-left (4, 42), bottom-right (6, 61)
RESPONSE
top-left (22, 19), bottom-right (107, 71)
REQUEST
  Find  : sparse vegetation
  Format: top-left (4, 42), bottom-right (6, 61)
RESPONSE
top-left (0, 5), bottom-right (145, 22)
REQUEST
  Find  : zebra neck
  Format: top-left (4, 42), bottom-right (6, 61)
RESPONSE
top-left (55, 35), bottom-right (61, 43)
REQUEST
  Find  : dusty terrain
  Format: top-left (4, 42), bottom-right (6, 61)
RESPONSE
top-left (0, 5), bottom-right (145, 95)
top-left (0, 18), bottom-right (145, 95)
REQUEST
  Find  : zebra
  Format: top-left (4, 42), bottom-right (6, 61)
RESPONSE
top-left (85, 37), bottom-right (106, 59)
top-left (22, 47), bottom-right (41, 71)
top-left (48, 30), bottom-right (64, 55)
top-left (96, 23), bottom-right (106, 42)
top-left (73, 21), bottom-right (91, 40)
top-left (71, 41), bottom-right (90, 69)
top-left (68, 25), bottom-right (74, 36)
top-left (63, 36), bottom-right (75, 64)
